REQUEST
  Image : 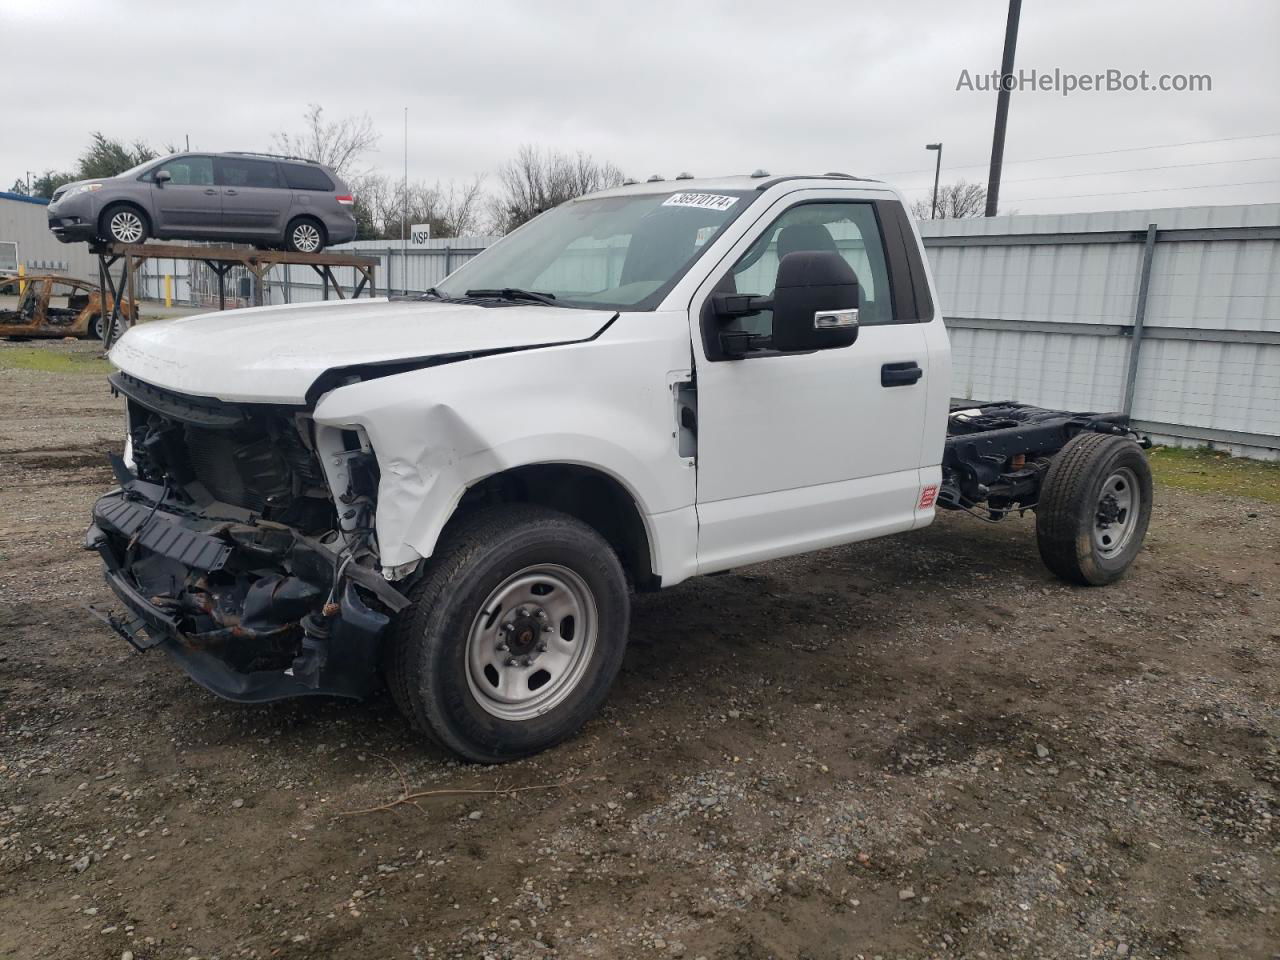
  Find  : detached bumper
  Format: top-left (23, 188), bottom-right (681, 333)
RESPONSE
top-left (86, 488), bottom-right (405, 703)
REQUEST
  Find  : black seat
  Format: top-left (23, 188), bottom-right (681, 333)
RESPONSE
top-left (620, 217), bottom-right (696, 286)
top-left (776, 223), bottom-right (838, 259)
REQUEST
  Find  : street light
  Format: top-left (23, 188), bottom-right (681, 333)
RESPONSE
top-left (925, 143), bottom-right (942, 219)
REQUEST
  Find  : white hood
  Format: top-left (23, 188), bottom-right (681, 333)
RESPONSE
top-left (109, 298), bottom-right (615, 403)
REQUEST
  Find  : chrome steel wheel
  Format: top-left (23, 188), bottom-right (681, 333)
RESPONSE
top-left (109, 210), bottom-right (144, 244)
top-left (291, 222), bottom-right (321, 252)
top-left (1094, 467), bottom-right (1140, 558)
top-left (465, 563), bottom-right (598, 722)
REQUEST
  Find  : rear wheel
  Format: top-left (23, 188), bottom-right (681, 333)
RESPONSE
top-left (285, 217), bottom-right (325, 253)
top-left (386, 505), bottom-right (630, 762)
top-left (1035, 433), bottom-right (1152, 585)
top-left (88, 313), bottom-right (105, 340)
top-left (101, 204), bottom-right (149, 245)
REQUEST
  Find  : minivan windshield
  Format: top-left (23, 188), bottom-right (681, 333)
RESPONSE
top-left (435, 190), bottom-right (754, 310)
top-left (115, 155), bottom-right (170, 180)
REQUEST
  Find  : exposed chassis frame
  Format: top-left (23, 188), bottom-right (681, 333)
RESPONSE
top-left (940, 402), bottom-right (1149, 519)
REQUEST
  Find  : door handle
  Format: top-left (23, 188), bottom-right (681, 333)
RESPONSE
top-left (204, 188), bottom-right (217, 195)
top-left (224, 189), bottom-right (238, 196)
top-left (881, 361), bottom-right (923, 387)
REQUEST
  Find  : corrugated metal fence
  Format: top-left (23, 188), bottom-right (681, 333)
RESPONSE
top-left (919, 203), bottom-right (1280, 459)
top-left (133, 202), bottom-right (1280, 459)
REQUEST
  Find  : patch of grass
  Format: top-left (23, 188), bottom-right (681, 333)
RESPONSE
top-left (0, 346), bottom-right (111, 375)
top-left (1148, 445), bottom-right (1280, 504)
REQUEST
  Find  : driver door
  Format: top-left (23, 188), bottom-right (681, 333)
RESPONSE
top-left (691, 194), bottom-right (933, 573)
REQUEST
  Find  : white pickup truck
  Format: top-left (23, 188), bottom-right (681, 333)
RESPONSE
top-left (88, 173), bottom-right (1153, 762)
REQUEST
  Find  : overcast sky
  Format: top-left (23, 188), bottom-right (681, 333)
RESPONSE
top-left (5, 0), bottom-right (1279, 216)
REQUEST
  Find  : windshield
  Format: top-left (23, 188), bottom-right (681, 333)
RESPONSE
top-left (115, 155), bottom-right (170, 180)
top-left (436, 190), bottom-right (754, 310)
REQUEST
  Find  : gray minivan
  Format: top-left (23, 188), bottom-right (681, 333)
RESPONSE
top-left (47, 152), bottom-right (357, 253)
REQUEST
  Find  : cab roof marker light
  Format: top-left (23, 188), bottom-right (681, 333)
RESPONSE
top-left (646, 174), bottom-right (665, 182)
top-left (750, 169), bottom-right (770, 178)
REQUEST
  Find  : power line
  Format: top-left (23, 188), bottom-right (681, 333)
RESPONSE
top-left (1002, 155), bottom-right (1280, 186)
top-left (902, 158), bottom-right (1280, 202)
top-left (910, 156), bottom-right (1280, 195)
top-left (877, 131), bottom-right (1280, 180)
top-left (1004, 177), bottom-right (1280, 204)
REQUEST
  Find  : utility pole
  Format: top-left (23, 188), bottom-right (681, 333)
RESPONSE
top-left (984, 0), bottom-right (1022, 217)
top-left (926, 143), bottom-right (942, 219)
top-left (25, 170), bottom-right (34, 194)
top-left (402, 107), bottom-right (409, 295)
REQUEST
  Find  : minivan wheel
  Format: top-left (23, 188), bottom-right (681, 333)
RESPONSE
top-left (285, 218), bottom-right (325, 254)
top-left (101, 205), bottom-right (149, 245)
top-left (385, 505), bottom-right (631, 763)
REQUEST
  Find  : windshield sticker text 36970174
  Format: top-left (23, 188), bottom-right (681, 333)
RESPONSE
top-left (662, 193), bottom-right (739, 212)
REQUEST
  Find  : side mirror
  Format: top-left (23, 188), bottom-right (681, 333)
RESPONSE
top-left (154, 170), bottom-right (172, 184)
top-left (770, 250), bottom-right (860, 352)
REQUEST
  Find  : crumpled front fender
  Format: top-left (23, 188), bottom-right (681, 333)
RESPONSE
top-left (311, 315), bottom-right (696, 574)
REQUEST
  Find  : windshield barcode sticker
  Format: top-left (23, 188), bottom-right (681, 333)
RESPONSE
top-left (662, 193), bottom-right (739, 212)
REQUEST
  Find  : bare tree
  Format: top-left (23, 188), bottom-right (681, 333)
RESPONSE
top-left (271, 104), bottom-right (379, 177)
top-left (351, 173), bottom-right (488, 239)
top-left (491, 146), bottom-right (625, 233)
top-left (911, 180), bottom-right (988, 220)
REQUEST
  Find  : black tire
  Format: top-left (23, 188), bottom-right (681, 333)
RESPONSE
top-left (1035, 433), bottom-right (1152, 586)
top-left (386, 504), bottom-right (630, 763)
top-left (100, 204), bottom-right (149, 245)
top-left (284, 217), bottom-right (326, 254)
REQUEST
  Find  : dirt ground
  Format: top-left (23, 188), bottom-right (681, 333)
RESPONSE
top-left (2, 340), bottom-right (1277, 960)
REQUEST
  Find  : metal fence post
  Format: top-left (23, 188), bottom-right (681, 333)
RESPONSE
top-left (1122, 223), bottom-right (1159, 416)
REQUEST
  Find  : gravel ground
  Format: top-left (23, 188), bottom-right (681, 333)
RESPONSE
top-left (2, 340), bottom-right (1277, 960)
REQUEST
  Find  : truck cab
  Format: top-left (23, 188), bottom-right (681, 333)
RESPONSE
top-left (88, 174), bottom-right (1151, 762)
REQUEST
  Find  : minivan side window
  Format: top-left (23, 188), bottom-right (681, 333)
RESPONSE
top-left (718, 201), bottom-right (894, 339)
top-left (152, 156), bottom-right (214, 186)
top-left (282, 165), bottom-right (335, 191)
top-left (215, 157), bottom-right (280, 189)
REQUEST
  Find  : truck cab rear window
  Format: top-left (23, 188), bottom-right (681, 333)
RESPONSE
top-left (283, 165), bottom-right (335, 191)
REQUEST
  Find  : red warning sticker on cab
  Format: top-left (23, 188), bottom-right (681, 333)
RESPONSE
top-left (918, 484), bottom-right (939, 509)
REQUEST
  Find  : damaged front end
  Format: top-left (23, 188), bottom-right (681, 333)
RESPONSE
top-left (86, 372), bottom-right (408, 703)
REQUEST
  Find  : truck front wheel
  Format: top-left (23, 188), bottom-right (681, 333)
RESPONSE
top-left (386, 505), bottom-right (630, 762)
top-left (1035, 433), bottom-right (1153, 586)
